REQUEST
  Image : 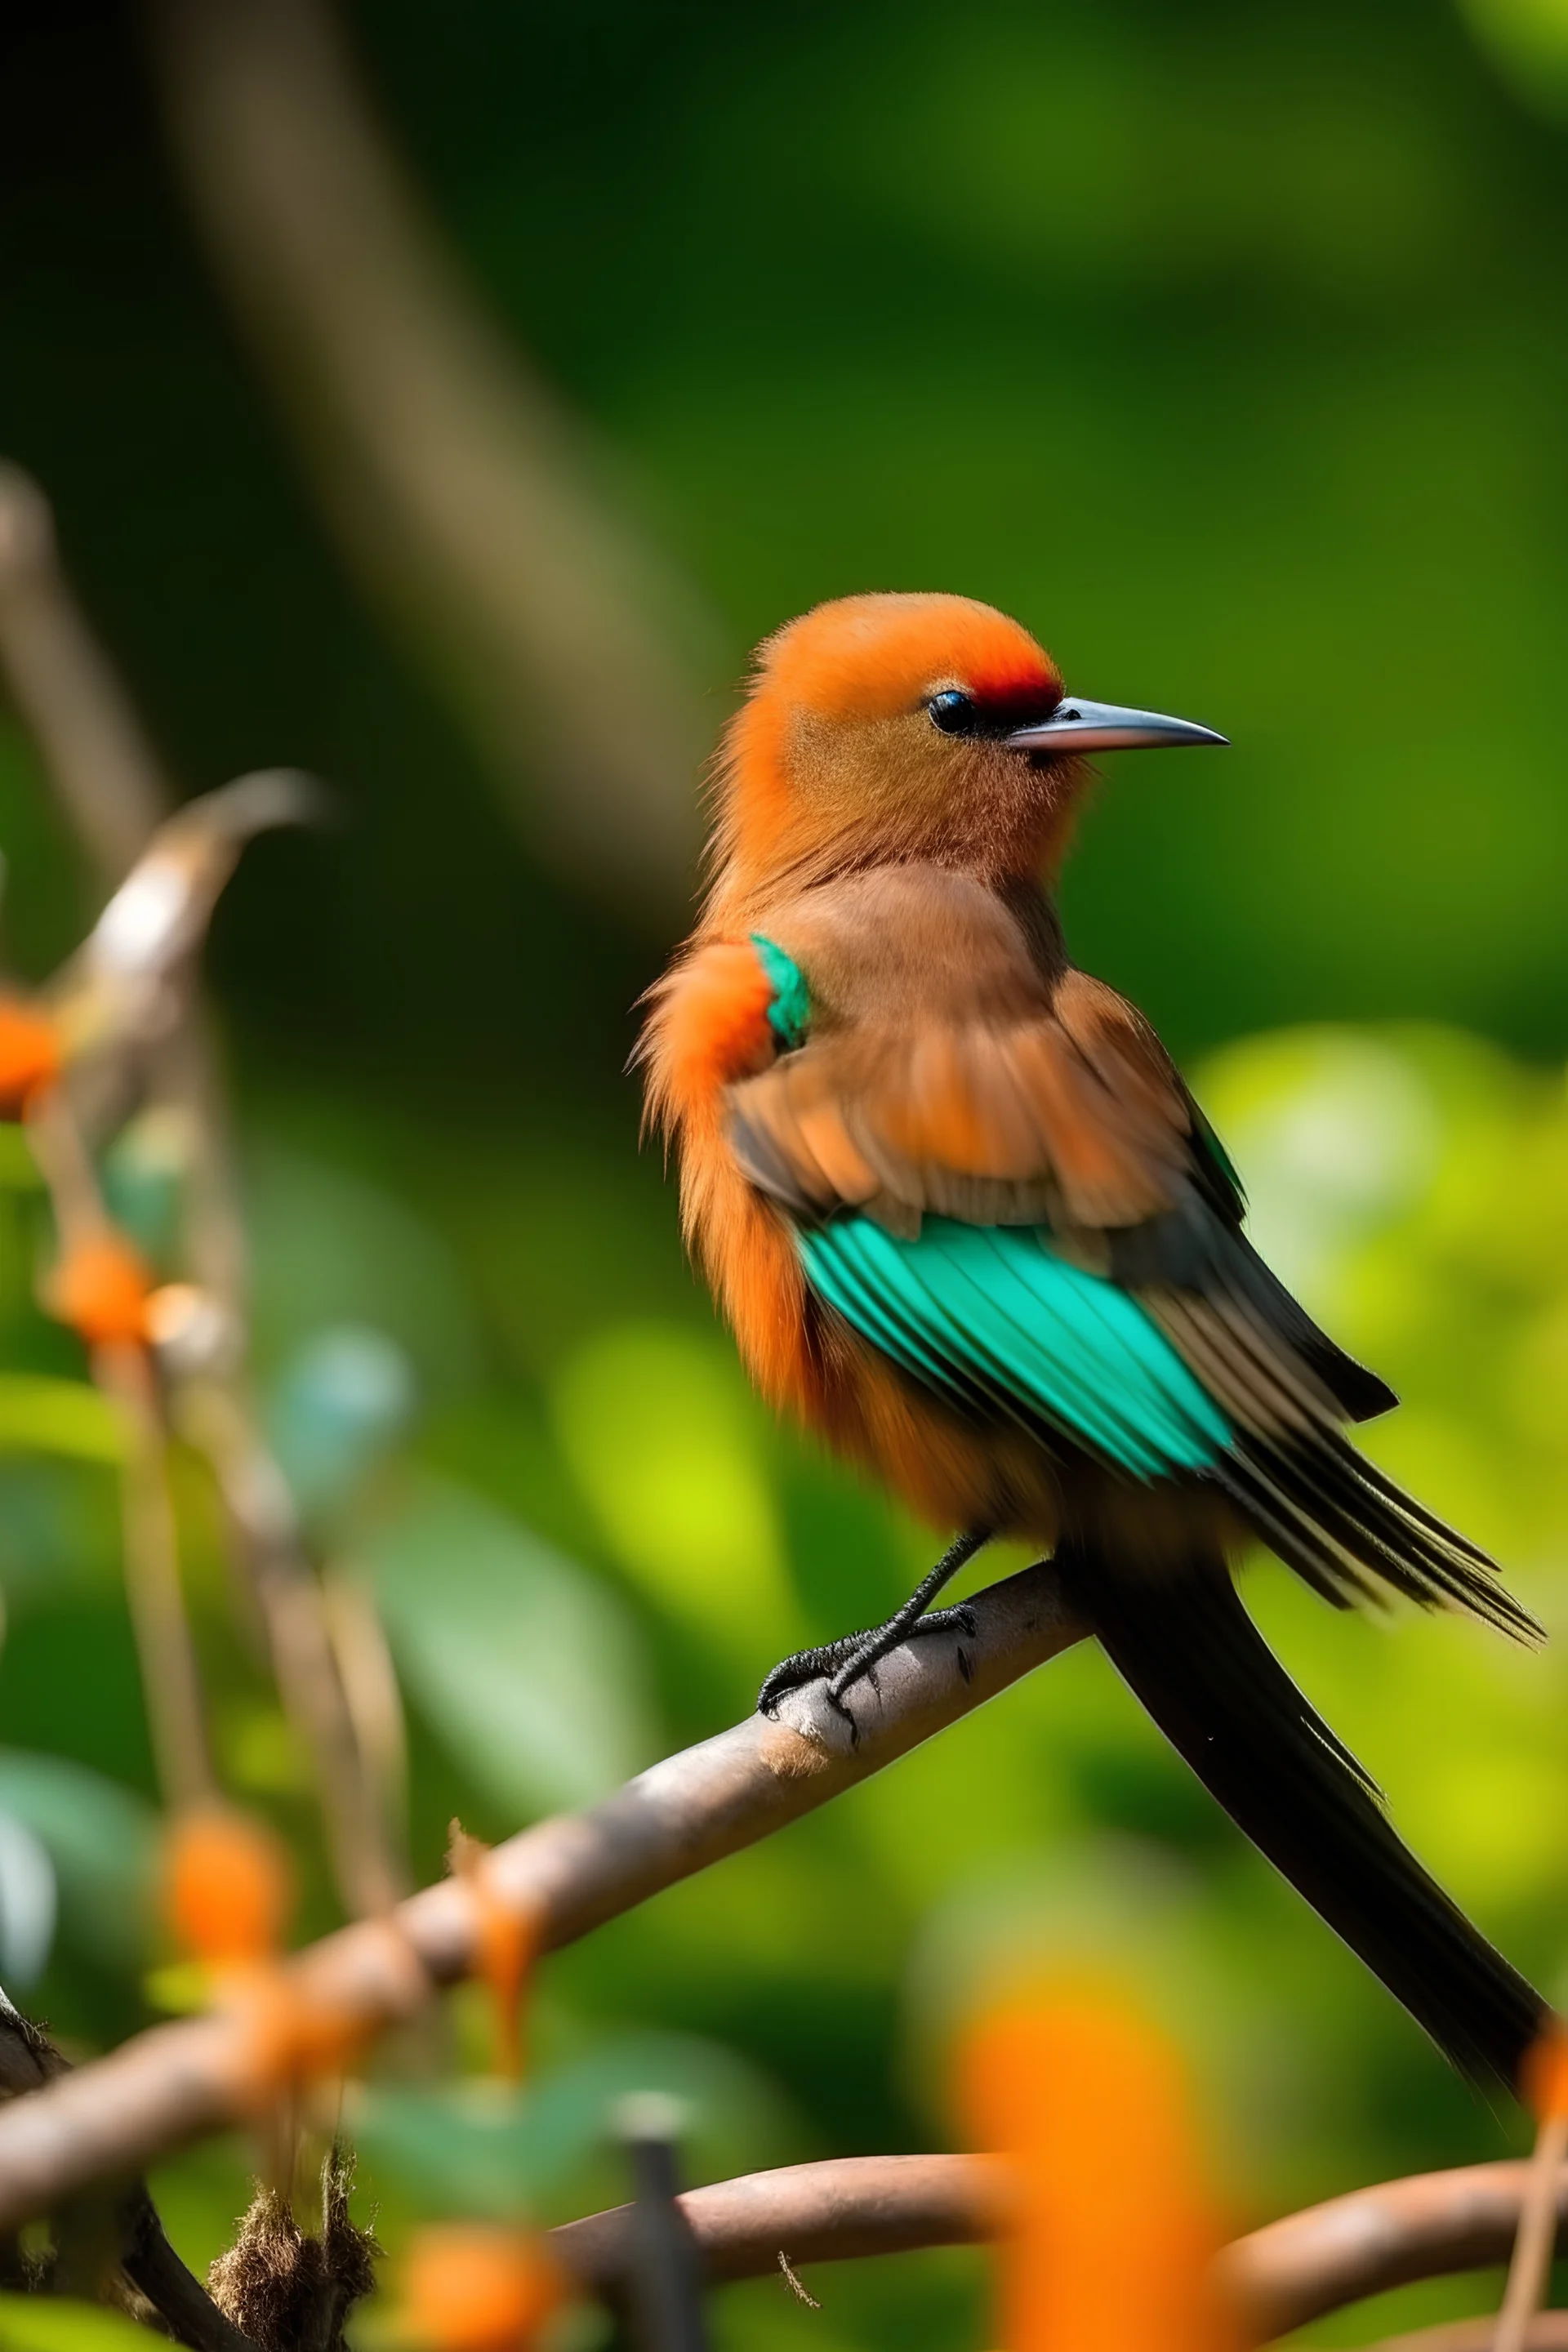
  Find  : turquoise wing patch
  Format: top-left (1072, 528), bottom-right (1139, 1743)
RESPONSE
top-left (749, 933), bottom-right (809, 1050)
top-left (799, 1215), bottom-right (1230, 1481)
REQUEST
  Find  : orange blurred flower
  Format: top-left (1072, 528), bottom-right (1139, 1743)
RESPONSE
top-left (44, 1230), bottom-right (154, 1349)
top-left (0, 998), bottom-right (61, 1117)
top-left (450, 1824), bottom-right (539, 2082)
top-left (399, 2225), bottom-right (565, 2352)
top-left (1524, 2015), bottom-right (1568, 2122)
top-left (165, 1803), bottom-right (295, 1970)
top-left (958, 1980), bottom-right (1236, 2352)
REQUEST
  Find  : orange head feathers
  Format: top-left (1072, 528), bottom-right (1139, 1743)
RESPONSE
top-left (705, 592), bottom-right (1222, 923)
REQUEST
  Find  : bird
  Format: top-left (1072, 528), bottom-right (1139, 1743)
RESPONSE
top-left (639, 590), bottom-right (1547, 2091)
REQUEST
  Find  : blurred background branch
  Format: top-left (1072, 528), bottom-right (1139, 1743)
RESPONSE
top-left (0, 466), bottom-right (165, 880)
top-left (141, 0), bottom-right (714, 920)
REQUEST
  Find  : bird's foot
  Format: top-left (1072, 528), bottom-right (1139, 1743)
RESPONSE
top-left (757, 1603), bottom-right (978, 1729)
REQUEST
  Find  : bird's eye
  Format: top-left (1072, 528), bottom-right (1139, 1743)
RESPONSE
top-left (928, 689), bottom-right (978, 735)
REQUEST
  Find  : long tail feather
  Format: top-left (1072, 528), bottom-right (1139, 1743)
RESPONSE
top-left (1058, 1545), bottom-right (1546, 2091)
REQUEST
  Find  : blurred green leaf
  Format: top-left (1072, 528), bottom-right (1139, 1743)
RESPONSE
top-left (0, 1130), bottom-right (41, 1193)
top-left (265, 1325), bottom-right (418, 1518)
top-left (244, 1143), bottom-right (480, 1401)
top-left (0, 1379), bottom-right (123, 1465)
top-left (0, 1814), bottom-right (56, 1988)
top-left (1459, 0), bottom-right (1568, 113)
top-left (363, 1474), bottom-right (653, 1812)
top-left (550, 1324), bottom-right (795, 1653)
top-left (0, 1752), bottom-right (156, 1967)
top-left (0, 2297), bottom-right (156, 2352)
top-left (351, 2029), bottom-right (797, 2218)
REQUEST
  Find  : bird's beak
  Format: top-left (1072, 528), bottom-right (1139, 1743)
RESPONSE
top-left (1004, 697), bottom-right (1227, 755)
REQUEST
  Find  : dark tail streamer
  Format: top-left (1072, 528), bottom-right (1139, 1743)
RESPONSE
top-left (1057, 1544), bottom-right (1546, 2092)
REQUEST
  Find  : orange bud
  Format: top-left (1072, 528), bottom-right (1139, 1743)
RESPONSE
top-left (400, 2225), bottom-right (564, 2352)
top-left (221, 1964), bottom-right (376, 2109)
top-left (44, 1231), bottom-right (154, 1349)
top-left (958, 1980), bottom-right (1235, 2352)
top-left (164, 1803), bottom-right (294, 1969)
top-left (450, 1824), bottom-right (538, 2082)
top-left (0, 998), bottom-right (60, 1117)
top-left (1524, 2017), bottom-right (1568, 2122)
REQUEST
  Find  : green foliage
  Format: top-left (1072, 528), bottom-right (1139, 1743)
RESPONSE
top-left (365, 1472), bottom-right (653, 1812)
top-left (352, 2029), bottom-right (798, 2222)
top-left (0, 2298), bottom-right (157, 2352)
top-left (0, 1382), bottom-right (122, 1467)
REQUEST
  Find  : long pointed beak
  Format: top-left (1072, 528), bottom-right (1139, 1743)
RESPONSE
top-left (1004, 696), bottom-right (1227, 755)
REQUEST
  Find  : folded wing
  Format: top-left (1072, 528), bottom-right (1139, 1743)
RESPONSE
top-left (730, 961), bottom-right (1533, 1637)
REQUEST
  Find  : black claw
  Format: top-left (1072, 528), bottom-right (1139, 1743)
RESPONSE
top-left (756, 1529), bottom-right (991, 1727)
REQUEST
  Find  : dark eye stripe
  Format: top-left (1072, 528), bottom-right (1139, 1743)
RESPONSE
top-left (927, 684), bottom-right (1063, 737)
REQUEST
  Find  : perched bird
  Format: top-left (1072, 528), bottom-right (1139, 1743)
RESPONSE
top-left (641, 591), bottom-right (1545, 2090)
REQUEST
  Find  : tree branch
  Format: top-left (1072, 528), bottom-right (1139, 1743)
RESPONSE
top-left (1368, 2325), bottom-right (1568, 2351)
top-left (550, 2153), bottom-right (1568, 2340)
top-left (1219, 2158), bottom-right (1568, 2339)
top-left (0, 1561), bottom-right (1082, 2229)
top-left (550, 2154), bottom-right (1000, 2288)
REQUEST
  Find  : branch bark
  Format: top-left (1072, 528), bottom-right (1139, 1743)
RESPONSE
top-left (549, 2151), bottom-right (1568, 2341)
top-left (0, 1561), bottom-right (1082, 2230)
top-left (1369, 2326), bottom-right (1568, 2351)
top-left (1219, 2158), bottom-right (1568, 2339)
top-left (550, 2154), bottom-right (999, 2288)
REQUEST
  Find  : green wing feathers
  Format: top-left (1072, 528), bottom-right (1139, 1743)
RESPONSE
top-left (800, 1215), bottom-right (1231, 1480)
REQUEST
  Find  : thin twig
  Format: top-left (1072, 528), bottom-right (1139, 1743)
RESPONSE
top-left (100, 1341), bottom-right (214, 1813)
top-left (25, 1088), bottom-right (213, 1813)
top-left (121, 2186), bottom-right (262, 2352)
top-left (0, 1560), bottom-right (1083, 2227)
top-left (1494, 2114), bottom-right (1568, 2352)
top-left (178, 1379), bottom-right (408, 1918)
top-left (776, 2253), bottom-right (819, 2308)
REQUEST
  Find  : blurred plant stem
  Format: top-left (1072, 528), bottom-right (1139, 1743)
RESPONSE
top-left (142, 0), bottom-right (711, 920)
top-left (0, 467), bottom-right (167, 880)
top-left (1493, 2105), bottom-right (1568, 2352)
top-left (105, 1343), bottom-right (215, 1815)
top-left (25, 1086), bottom-right (213, 1814)
top-left (0, 463), bottom-right (408, 1918)
top-left (179, 1380), bottom-right (407, 1917)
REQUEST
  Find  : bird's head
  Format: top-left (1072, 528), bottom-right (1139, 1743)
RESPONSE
top-left (707, 591), bottom-right (1223, 906)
